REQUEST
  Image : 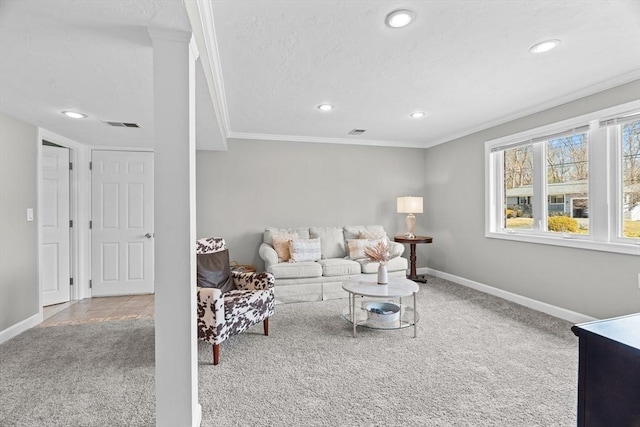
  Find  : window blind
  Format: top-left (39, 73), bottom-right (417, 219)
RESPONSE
top-left (599, 111), bottom-right (640, 127)
top-left (490, 125), bottom-right (590, 153)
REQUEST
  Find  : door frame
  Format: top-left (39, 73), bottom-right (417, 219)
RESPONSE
top-left (37, 131), bottom-right (155, 311)
top-left (37, 129), bottom-right (90, 310)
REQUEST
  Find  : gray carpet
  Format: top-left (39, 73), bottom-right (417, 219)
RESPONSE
top-left (0, 276), bottom-right (578, 426)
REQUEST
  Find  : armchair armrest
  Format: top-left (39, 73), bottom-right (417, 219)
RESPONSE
top-left (259, 243), bottom-right (278, 270)
top-left (196, 287), bottom-right (225, 340)
top-left (232, 271), bottom-right (275, 291)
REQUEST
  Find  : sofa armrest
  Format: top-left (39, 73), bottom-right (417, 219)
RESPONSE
top-left (196, 287), bottom-right (225, 343)
top-left (232, 271), bottom-right (275, 291)
top-left (259, 243), bottom-right (278, 270)
top-left (389, 241), bottom-right (405, 258)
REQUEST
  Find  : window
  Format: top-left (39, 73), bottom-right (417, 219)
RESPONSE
top-left (620, 119), bottom-right (640, 239)
top-left (485, 101), bottom-right (640, 255)
top-left (546, 131), bottom-right (589, 234)
top-left (503, 144), bottom-right (533, 230)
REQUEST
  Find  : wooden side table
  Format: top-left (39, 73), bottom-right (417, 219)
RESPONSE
top-left (393, 236), bottom-right (433, 283)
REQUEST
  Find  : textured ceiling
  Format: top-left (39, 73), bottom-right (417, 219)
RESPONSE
top-left (0, 0), bottom-right (639, 151)
top-left (0, 0), bottom-right (222, 150)
top-left (207, 0), bottom-right (640, 148)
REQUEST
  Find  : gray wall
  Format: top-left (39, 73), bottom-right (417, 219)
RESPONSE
top-left (0, 113), bottom-right (39, 331)
top-left (196, 139), bottom-right (427, 269)
top-left (423, 80), bottom-right (640, 319)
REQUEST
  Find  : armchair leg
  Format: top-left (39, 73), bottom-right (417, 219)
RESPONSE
top-left (213, 344), bottom-right (220, 365)
top-left (264, 318), bottom-right (269, 336)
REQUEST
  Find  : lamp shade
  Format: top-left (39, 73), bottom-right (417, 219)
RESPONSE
top-left (397, 196), bottom-right (423, 214)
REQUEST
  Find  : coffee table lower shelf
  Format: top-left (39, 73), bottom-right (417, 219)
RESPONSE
top-left (342, 304), bottom-right (419, 331)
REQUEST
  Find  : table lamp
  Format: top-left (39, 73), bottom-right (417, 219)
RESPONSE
top-left (397, 196), bottom-right (423, 238)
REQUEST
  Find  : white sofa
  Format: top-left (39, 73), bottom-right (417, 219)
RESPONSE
top-left (258, 225), bottom-right (408, 303)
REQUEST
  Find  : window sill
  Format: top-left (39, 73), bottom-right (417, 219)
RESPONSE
top-left (486, 231), bottom-right (640, 256)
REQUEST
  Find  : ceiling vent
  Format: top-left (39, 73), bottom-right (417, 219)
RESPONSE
top-left (348, 129), bottom-right (366, 135)
top-left (104, 121), bottom-right (142, 128)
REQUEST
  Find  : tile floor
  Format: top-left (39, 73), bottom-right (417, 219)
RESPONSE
top-left (39, 294), bottom-right (154, 327)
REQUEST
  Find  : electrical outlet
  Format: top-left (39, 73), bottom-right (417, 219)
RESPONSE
top-left (26, 208), bottom-right (34, 222)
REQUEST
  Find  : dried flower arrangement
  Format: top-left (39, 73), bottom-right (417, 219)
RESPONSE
top-left (364, 240), bottom-right (390, 265)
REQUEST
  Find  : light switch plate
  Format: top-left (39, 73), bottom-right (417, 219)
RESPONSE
top-left (26, 208), bottom-right (33, 222)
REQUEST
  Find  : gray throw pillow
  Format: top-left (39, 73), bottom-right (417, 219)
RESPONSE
top-left (197, 249), bottom-right (235, 293)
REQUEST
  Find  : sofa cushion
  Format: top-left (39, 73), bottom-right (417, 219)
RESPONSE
top-left (316, 259), bottom-right (361, 277)
top-left (358, 255), bottom-right (408, 273)
top-left (309, 226), bottom-right (347, 259)
top-left (268, 261), bottom-right (323, 279)
top-left (196, 249), bottom-right (236, 293)
top-left (272, 232), bottom-right (298, 262)
top-left (343, 225), bottom-right (386, 241)
top-left (264, 227), bottom-right (309, 244)
top-left (346, 238), bottom-right (386, 260)
top-left (289, 238), bottom-right (322, 262)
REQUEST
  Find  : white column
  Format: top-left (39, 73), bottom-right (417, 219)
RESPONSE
top-left (148, 27), bottom-right (200, 427)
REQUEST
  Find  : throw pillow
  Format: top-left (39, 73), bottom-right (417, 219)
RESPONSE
top-left (289, 238), bottom-right (322, 262)
top-left (346, 238), bottom-right (386, 260)
top-left (359, 230), bottom-right (387, 241)
top-left (309, 227), bottom-right (347, 259)
top-left (196, 249), bottom-right (235, 293)
top-left (388, 242), bottom-right (403, 258)
top-left (343, 225), bottom-right (386, 241)
top-left (272, 232), bottom-right (298, 262)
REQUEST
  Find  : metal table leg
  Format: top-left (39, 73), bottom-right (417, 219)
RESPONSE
top-left (413, 291), bottom-right (417, 338)
top-left (352, 292), bottom-right (356, 338)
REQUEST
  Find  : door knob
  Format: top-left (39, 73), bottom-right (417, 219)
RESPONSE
top-left (145, 232), bottom-right (154, 239)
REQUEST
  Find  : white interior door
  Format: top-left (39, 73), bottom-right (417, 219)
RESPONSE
top-left (42, 145), bottom-right (71, 306)
top-left (91, 150), bottom-right (154, 296)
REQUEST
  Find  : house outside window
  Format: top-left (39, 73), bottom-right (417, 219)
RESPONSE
top-left (485, 101), bottom-right (640, 255)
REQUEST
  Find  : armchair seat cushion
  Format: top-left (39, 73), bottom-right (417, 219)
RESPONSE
top-left (223, 289), bottom-right (273, 321)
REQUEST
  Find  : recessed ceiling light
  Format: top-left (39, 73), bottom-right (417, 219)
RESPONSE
top-left (385, 9), bottom-right (415, 28)
top-left (529, 39), bottom-right (560, 54)
top-left (317, 104), bottom-right (333, 112)
top-left (410, 111), bottom-right (426, 118)
top-left (62, 110), bottom-right (87, 119)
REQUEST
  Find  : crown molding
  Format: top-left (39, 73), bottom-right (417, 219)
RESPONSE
top-left (186, 0), bottom-right (231, 139)
top-left (227, 131), bottom-right (429, 149)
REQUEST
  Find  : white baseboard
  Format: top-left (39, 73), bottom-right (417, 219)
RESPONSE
top-left (420, 268), bottom-right (597, 324)
top-left (0, 312), bottom-right (43, 345)
top-left (194, 403), bottom-right (202, 426)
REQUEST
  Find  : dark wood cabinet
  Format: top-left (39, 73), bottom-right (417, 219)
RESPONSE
top-left (571, 313), bottom-right (640, 427)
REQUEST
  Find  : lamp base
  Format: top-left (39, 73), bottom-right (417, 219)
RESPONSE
top-left (405, 213), bottom-right (416, 239)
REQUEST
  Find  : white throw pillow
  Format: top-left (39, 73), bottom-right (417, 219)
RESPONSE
top-left (289, 238), bottom-right (322, 262)
top-left (310, 226), bottom-right (347, 259)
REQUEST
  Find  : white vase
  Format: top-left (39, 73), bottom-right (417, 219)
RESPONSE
top-left (377, 264), bottom-right (388, 285)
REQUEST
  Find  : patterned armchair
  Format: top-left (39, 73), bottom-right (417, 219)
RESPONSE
top-left (196, 237), bottom-right (275, 365)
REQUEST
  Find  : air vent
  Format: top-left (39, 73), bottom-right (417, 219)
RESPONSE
top-left (104, 121), bottom-right (142, 128)
top-left (348, 129), bottom-right (366, 135)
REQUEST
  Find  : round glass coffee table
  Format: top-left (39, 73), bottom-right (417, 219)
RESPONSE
top-left (342, 278), bottom-right (419, 338)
